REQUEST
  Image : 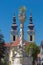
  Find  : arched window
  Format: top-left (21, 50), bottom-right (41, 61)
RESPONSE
top-left (30, 35), bottom-right (32, 41)
top-left (13, 36), bottom-right (15, 41)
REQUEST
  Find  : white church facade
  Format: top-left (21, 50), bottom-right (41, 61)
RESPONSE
top-left (4, 7), bottom-right (35, 65)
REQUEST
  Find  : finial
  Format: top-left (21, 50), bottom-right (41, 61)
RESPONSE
top-left (13, 13), bottom-right (16, 23)
top-left (29, 11), bottom-right (32, 24)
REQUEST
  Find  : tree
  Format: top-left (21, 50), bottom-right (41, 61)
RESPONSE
top-left (0, 32), bottom-right (5, 65)
top-left (26, 42), bottom-right (40, 65)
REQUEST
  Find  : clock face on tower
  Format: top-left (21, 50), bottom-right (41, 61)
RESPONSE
top-left (28, 30), bottom-right (34, 35)
top-left (11, 31), bottom-right (17, 35)
top-left (28, 31), bottom-right (33, 35)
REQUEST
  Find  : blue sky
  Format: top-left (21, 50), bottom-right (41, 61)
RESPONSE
top-left (0, 0), bottom-right (43, 45)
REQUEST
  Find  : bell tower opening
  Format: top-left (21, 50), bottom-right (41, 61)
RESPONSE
top-left (30, 35), bottom-right (32, 41)
top-left (13, 36), bottom-right (15, 41)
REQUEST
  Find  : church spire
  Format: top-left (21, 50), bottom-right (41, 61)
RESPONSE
top-left (27, 12), bottom-right (35, 42)
top-left (11, 14), bottom-right (18, 41)
top-left (29, 12), bottom-right (32, 24)
top-left (13, 13), bottom-right (16, 24)
top-left (28, 13), bottom-right (34, 30)
top-left (11, 14), bottom-right (17, 30)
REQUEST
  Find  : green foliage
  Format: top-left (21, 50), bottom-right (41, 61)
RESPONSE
top-left (0, 32), bottom-right (5, 65)
top-left (26, 42), bottom-right (40, 61)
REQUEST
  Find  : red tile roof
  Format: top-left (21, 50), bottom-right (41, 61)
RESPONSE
top-left (4, 43), bottom-right (10, 47)
top-left (4, 40), bottom-right (40, 58)
top-left (4, 38), bottom-right (29, 47)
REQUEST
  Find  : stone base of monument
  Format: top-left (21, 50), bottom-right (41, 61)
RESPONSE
top-left (21, 56), bottom-right (33, 65)
top-left (12, 48), bottom-right (33, 65)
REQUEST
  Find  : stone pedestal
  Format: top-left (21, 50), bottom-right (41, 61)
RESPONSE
top-left (11, 47), bottom-right (33, 65)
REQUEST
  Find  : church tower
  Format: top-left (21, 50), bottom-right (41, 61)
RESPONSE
top-left (11, 14), bottom-right (18, 41)
top-left (27, 13), bottom-right (35, 42)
